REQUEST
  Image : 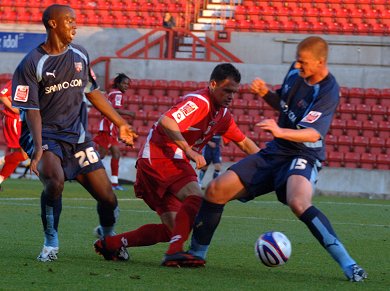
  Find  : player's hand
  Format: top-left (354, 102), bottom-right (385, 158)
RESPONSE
top-left (185, 148), bottom-right (206, 169)
top-left (119, 124), bottom-right (138, 147)
top-left (256, 119), bottom-right (282, 138)
top-left (251, 78), bottom-right (269, 97)
top-left (30, 147), bottom-right (43, 176)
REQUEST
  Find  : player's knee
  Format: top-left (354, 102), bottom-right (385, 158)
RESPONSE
top-left (205, 179), bottom-right (226, 204)
top-left (287, 198), bottom-right (309, 217)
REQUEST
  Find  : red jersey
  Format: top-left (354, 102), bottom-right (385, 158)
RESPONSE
top-left (139, 88), bottom-right (245, 161)
top-left (0, 80), bottom-right (19, 119)
top-left (98, 89), bottom-right (124, 136)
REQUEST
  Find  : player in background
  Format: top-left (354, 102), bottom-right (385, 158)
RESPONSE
top-left (94, 73), bottom-right (135, 191)
top-left (198, 134), bottom-right (223, 189)
top-left (93, 63), bottom-right (260, 265)
top-left (0, 80), bottom-right (29, 190)
top-left (183, 36), bottom-right (367, 282)
top-left (12, 4), bottom-right (137, 262)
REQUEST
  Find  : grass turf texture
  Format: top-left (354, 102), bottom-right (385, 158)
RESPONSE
top-left (0, 179), bottom-right (388, 290)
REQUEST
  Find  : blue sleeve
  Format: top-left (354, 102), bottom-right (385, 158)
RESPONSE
top-left (12, 54), bottom-right (40, 110)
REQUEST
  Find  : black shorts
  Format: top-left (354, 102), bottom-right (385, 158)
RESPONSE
top-left (229, 150), bottom-right (321, 204)
top-left (43, 139), bottom-right (104, 180)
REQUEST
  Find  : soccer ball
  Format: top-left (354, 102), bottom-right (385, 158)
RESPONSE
top-left (255, 231), bottom-right (291, 267)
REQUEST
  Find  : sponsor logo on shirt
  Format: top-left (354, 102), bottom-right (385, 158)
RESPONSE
top-left (74, 62), bottom-right (83, 72)
top-left (302, 111), bottom-right (322, 123)
top-left (14, 85), bottom-right (29, 102)
top-left (172, 101), bottom-right (199, 123)
top-left (44, 79), bottom-right (83, 94)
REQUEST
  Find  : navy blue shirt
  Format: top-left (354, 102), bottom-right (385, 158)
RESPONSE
top-left (12, 43), bottom-right (97, 147)
top-left (263, 63), bottom-right (340, 162)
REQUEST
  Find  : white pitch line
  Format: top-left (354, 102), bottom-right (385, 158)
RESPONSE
top-left (0, 200), bottom-right (389, 228)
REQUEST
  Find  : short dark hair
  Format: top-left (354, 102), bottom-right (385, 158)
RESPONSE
top-left (42, 4), bottom-right (69, 29)
top-left (113, 73), bottom-right (130, 88)
top-left (210, 63), bottom-right (241, 83)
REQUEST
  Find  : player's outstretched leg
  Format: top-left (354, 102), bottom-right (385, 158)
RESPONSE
top-left (299, 206), bottom-right (367, 282)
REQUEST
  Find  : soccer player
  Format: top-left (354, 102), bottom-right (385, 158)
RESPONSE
top-left (94, 73), bottom-right (135, 191)
top-left (11, 4), bottom-right (137, 262)
top-left (183, 36), bottom-right (367, 282)
top-left (198, 134), bottom-right (223, 189)
top-left (93, 63), bottom-right (260, 264)
top-left (0, 80), bottom-right (29, 189)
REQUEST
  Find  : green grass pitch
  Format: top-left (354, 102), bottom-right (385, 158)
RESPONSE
top-left (0, 179), bottom-right (388, 290)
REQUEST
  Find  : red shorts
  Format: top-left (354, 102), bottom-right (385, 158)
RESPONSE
top-left (93, 131), bottom-right (119, 150)
top-left (2, 116), bottom-right (21, 149)
top-left (134, 158), bottom-right (198, 216)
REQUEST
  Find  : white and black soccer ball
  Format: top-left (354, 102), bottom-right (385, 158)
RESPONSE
top-left (255, 231), bottom-right (292, 267)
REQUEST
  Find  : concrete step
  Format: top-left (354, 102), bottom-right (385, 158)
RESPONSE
top-left (192, 23), bottom-right (225, 31)
top-left (206, 4), bottom-right (237, 10)
top-left (182, 36), bottom-right (205, 45)
top-left (211, 0), bottom-right (242, 4)
top-left (178, 45), bottom-right (205, 53)
top-left (191, 31), bottom-right (206, 38)
top-left (175, 51), bottom-right (205, 59)
top-left (197, 17), bottom-right (227, 24)
top-left (202, 9), bottom-right (234, 17)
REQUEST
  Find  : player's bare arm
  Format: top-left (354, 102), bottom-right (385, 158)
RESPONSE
top-left (0, 96), bottom-right (19, 114)
top-left (159, 115), bottom-right (206, 169)
top-left (25, 110), bottom-right (43, 176)
top-left (235, 137), bottom-right (260, 154)
top-left (86, 89), bottom-right (137, 146)
top-left (116, 108), bottom-right (135, 117)
top-left (256, 119), bottom-right (321, 143)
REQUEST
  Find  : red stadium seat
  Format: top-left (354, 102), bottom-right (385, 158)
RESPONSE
top-left (346, 119), bottom-right (363, 136)
top-left (348, 87), bottom-right (365, 104)
top-left (355, 104), bottom-right (372, 121)
top-left (378, 120), bottom-right (390, 138)
top-left (231, 99), bottom-right (248, 115)
top-left (142, 95), bottom-right (158, 111)
top-left (344, 152), bottom-right (360, 168)
top-left (379, 88), bottom-right (390, 107)
top-left (327, 151), bottom-right (344, 168)
top-left (368, 137), bottom-right (386, 154)
top-left (325, 134), bottom-right (338, 151)
top-left (352, 136), bottom-right (369, 153)
top-left (338, 103), bottom-right (356, 120)
top-left (330, 119), bottom-right (346, 136)
top-left (376, 153), bottom-right (390, 170)
top-left (360, 153), bottom-right (376, 169)
top-left (338, 135), bottom-right (353, 153)
top-left (126, 94), bottom-right (143, 111)
top-left (364, 88), bottom-right (381, 105)
top-left (371, 104), bottom-right (387, 121)
top-left (361, 120), bottom-right (378, 137)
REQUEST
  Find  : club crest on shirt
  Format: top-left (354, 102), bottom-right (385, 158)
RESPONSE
top-left (172, 101), bottom-right (199, 123)
top-left (1, 87), bottom-right (8, 95)
top-left (14, 85), bottom-right (29, 102)
top-left (302, 111), bottom-right (322, 123)
top-left (74, 62), bottom-right (83, 72)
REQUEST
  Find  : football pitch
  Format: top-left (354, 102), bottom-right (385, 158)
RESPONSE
top-left (0, 179), bottom-right (388, 290)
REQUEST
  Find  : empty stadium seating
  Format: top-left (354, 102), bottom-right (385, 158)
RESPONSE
top-left (0, 0), bottom-right (389, 35)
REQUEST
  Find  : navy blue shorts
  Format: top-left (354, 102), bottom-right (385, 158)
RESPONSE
top-left (42, 139), bottom-right (104, 181)
top-left (229, 150), bottom-right (321, 204)
top-left (203, 146), bottom-right (222, 165)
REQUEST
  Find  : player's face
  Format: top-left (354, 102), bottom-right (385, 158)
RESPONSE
top-left (118, 78), bottom-right (130, 93)
top-left (55, 7), bottom-right (77, 45)
top-left (210, 78), bottom-right (240, 108)
top-left (294, 49), bottom-right (322, 83)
